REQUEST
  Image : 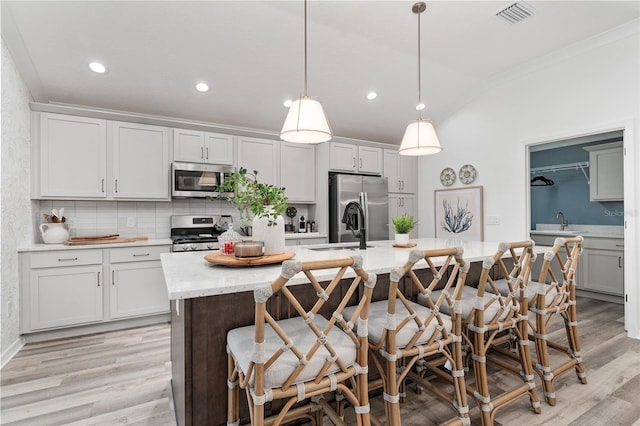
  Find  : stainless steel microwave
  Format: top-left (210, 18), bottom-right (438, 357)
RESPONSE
top-left (171, 162), bottom-right (234, 198)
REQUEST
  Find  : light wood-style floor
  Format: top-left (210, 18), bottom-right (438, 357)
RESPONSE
top-left (1, 297), bottom-right (639, 425)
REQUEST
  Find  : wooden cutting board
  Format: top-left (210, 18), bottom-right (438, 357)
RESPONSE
top-left (204, 251), bottom-right (295, 267)
top-left (392, 242), bottom-right (417, 248)
top-left (64, 236), bottom-right (148, 245)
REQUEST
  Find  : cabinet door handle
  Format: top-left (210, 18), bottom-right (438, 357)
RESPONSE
top-left (206, 147), bottom-right (209, 160)
top-left (398, 180), bottom-right (401, 191)
top-left (97, 271), bottom-right (101, 287)
top-left (112, 270), bottom-right (115, 286)
top-left (401, 180), bottom-right (404, 190)
top-left (101, 179), bottom-right (105, 193)
top-left (353, 157), bottom-right (356, 168)
top-left (616, 244), bottom-right (624, 247)
top-left (58, 257), bottom-right (78, 262)
top-left (619, 256), bottom-right (622, 268)
top-left (133, 253), bottom-right (150, 257)
top-left (114, 179), bottom-right (118, 193)
top-left (201, 146), bottom-right (204, 159)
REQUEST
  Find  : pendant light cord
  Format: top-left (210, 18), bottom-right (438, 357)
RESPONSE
top-left (417, 5), bottom-right (422, 120)
top-left (304, 0), bottom-right (308, 97)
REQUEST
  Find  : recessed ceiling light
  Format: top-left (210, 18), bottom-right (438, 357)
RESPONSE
top-left (195, 83), bottom-right (209, 93)
top-left (89, 62), bottom-right (106, 74)
top-left (366, 92), bottom-right (378, 100)
top-left (416, 103), bottom-right (426, 111)
top-left (283, 99), bottom-right (293, 108)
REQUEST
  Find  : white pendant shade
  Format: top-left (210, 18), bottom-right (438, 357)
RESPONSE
top-left (399, 119), bottom-right (442, 156)
top-left (280, 97), bottom-right (332, 144)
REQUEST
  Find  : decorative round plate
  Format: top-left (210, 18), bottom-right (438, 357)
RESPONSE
top-left (440, 167), bottom-right (456, 186)
top-left (459, 164), bottom-right (477, 184)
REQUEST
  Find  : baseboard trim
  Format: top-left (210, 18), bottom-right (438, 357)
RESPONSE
top-left (1, 336), bottom-right (26, 369)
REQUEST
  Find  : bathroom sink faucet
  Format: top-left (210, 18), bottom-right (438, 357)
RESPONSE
top-left (341, 201), bottom-right (367, 250)
top-left (557, 211), bottom-right (568, 231)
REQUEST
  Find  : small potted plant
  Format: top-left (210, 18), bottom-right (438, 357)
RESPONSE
top-left (392, 213), bottom-right (418, 245)
top-left (221, 167), bottom-right (288, 255)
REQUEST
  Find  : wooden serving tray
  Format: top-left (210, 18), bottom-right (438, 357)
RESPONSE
top-left (204, 251), bottom-right (295, 267)
top-left (392, 242), bottom-right (417, 248)
top-left (65, 236), bottom-right (148, 245)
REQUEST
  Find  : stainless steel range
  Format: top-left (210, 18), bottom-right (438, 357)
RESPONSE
top-left (170, 215), bottom-right (230, 252)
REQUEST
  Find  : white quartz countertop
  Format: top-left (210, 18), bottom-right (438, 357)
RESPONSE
top-left (18, 238), bottom-right (172, 252)
top-left (161, 238), bottom-right (548, 300)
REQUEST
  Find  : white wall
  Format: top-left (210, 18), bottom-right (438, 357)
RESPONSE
top-left (1, 39), bottom-right (36, 364)
top-left (417, 23), bottom-right (639, 337)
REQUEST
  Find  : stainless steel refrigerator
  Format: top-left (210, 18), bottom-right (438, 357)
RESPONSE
top-left (329, 173), bottom-right (389, 243)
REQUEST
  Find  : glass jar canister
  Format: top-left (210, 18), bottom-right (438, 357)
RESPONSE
top-left (218, 223), bottom-right (242, 255)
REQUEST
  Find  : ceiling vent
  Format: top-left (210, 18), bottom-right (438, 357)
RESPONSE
top-left (496, 2), bottom-right (534, 24)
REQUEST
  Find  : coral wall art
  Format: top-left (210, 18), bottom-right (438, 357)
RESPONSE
top-left (434, 186), bottom-right (484, 241)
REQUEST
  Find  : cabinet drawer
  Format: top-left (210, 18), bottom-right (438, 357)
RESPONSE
top-left (30, 249), bottom-right (103, 269)
top-left (110, 245), bottom-right (169, 263)
top-left (582, 237), bottom-right (624, 251)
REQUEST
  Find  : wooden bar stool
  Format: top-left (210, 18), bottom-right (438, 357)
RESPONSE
top-left (226, 256), bottom-right (376, 426)
top-left (346, 247), bottom-right (471, 426)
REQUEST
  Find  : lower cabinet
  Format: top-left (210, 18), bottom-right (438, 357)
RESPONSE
top-left (581, 238), bottom-right (624, 296)
top-left (21, 245), bottom-right (170, 334)
top-left (109, 246), bottom-right (170, 319)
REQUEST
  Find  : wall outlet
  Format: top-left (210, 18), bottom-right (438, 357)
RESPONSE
top-left (127, 217), bottom-right (135, 228)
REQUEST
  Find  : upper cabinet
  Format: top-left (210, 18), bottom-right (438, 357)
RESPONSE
top-left (584, 142), bottom-right (623, 201)
top-left (111, 121), bottom-right (169, 199)
top-left (383, 149), bottom-right (417, 194)
top-left (173, 128), bottom-right (234, 166)
top-left (38, 113), bottom-right (108, 198)
top-left (237, 136), bottom-right (280, 186)
top-left (33, 112), bottom-right (170, 201)
top-left (329, 142), bottom-right (382, 175)
top-left (281, 143), bottom-right (315, 203)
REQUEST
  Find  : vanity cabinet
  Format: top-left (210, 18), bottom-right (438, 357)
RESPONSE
top-left (109, 246), bottom-right (170, 319)
top-left (33, 112), bottom-right (170, 201)
top-left (173, 128), bottom-right (234, 166)
top-left (281, 143), bottom-right (315, 203)
top-left (584, 142), bottom-right (623, 201)
top-left (24, 249), bottom-right (104, 331)
top-left (238, 137), bottom-right (280, 186)
top-left (384, 149), bottom-right (417, 194)
top-left (329, 143), bottom-right (382, 175)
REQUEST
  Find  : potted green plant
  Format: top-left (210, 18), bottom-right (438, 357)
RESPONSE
top-left (221, 167), bottom-right (288, 255)
top-left (392, 213), bottom-right (418, 245)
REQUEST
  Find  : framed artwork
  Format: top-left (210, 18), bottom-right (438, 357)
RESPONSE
top-left (434, 186), bottom-right (484, 241)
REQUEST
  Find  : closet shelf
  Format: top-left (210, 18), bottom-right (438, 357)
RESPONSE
top-left (530, 161), bottom-right (590, 183)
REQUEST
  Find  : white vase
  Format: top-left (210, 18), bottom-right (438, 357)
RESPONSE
top-left (40, 223), bottom-right (71, 244)
top-left (252, 209), bottom-right (285, 256)
top-left (395, 233), bottom-right (410, 245)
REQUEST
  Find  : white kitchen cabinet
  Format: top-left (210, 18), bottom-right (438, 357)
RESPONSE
top-left (24, 249), bottom-right (104, 332)
top-left (388, 194), bottom-right (417, 239)
top-left (112, 121), bottom-right (170, 200)
top-left (383, 149), bottom-right (417, 194)
top-left (173, 128), bottom-right (234, 166)
top-left (238, 136), bottom-right (280, 186)
top-left (281, 143), bottom-right (315, 203)
top-left (584, 142), bottom-right (623, 201)
top-left (329, 143), bottom-right (382, 175)
top-left (37, 113), bottom-right (107, 198)
top-left (581, 237), bottom-right (624, 296)
top-left (109, 246), bottom-right (169, 319)
top-left (34, 112), bottom-right (171, 201)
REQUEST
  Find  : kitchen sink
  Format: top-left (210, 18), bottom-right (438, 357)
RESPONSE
top-left (308, 244), bottom-right (374, 251)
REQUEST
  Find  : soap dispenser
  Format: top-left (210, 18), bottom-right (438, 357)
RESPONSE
top-left (299, 215), bottom-right (306, 233)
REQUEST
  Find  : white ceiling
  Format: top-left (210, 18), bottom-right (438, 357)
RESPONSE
top-left (2, 1), bottom-right (639, 144)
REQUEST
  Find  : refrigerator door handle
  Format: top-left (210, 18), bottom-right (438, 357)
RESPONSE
top-left (361, 191), bottom-right (369, 236)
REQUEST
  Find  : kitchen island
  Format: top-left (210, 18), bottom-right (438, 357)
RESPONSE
top-left (161, 238), bottom-right (545, 426)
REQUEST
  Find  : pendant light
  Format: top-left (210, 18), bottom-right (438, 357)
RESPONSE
top-left (399, 2), bottom-right (442, 156)
top-left (280, 0), bottom-right (332, 144)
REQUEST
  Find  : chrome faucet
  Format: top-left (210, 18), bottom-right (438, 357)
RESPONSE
top-left (557, 211), bottom-right (568, 231)
top-left (341, 201), bottom-right (367, 250)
